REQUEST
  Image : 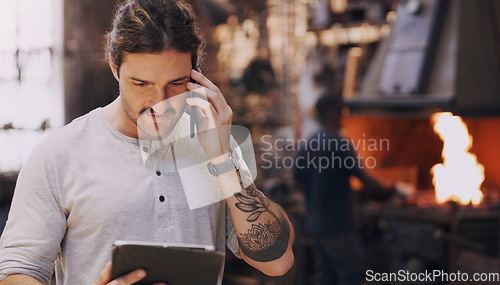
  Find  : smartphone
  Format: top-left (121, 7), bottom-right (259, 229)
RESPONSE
top-left (189, 57), bottom-right (198, 138)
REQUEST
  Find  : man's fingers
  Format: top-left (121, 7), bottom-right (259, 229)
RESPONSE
top-left (187, 88), bottom-right (232, 123)
top-left (94, 263), bottom-right (146, 285)
top-left (186, 84), bottom-right (208, 101)
top-left (187, 84), bottom-right (224, 114)
top-left (186, 97), bottom-right (217, 127)
top-left (188, 72), bottom-right (230, 115)
top-left (190, 69), bottom-right (219, 92)
top-left (107, 269), bottom-right (146, 285)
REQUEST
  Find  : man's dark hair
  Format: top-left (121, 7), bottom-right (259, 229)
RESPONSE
top-left (315, 91), bottom-right (344, 128)
top-left (105, 0), bottom-right (204, 72)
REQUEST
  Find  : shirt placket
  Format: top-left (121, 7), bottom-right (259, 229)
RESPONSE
top-left (150, 145), bottom-right (173, 227)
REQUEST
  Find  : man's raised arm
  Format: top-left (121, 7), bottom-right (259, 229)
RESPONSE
top-left (186, 69), bottom-right (294, 276)
top-left (217, 167), bottom-right (295, 276)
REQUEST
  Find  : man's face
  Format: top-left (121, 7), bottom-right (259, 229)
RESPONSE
top-left (112, 50), bottom-right (192, 139)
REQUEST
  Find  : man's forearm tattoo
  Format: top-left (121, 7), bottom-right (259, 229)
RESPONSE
top-left (234, 170), bottom-right (290, 262)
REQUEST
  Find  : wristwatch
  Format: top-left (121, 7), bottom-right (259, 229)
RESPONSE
top-left (207, 148), bottom-right (241, 177)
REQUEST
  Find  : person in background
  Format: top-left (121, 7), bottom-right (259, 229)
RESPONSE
top-left (0, 1), bottom-right (294, 284)
top-left (293, 92), bottom-right (412, 285)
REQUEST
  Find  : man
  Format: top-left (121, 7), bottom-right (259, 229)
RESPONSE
top-left (293, 93), bottom-right (410, 284)
top-left (0, 0), bottom-right (294, 284)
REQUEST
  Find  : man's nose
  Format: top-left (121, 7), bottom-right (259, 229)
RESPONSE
top-left (150, 88), bottom-right (169, 113)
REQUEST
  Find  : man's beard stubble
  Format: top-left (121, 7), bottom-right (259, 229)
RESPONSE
top-left (120, 94), bottom-right (185, 140)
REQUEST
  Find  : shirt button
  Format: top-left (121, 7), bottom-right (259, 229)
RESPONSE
top-left (156, 170), bottom-right (161, 176)
top-left (159, 195), bottom-right (165, 202)
top-left (142, 146), bottom-right (149, 153)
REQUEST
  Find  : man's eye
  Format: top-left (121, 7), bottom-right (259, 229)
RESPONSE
top-left (134, 82), bottom-right (148, 86)
top-left (172, 79), bottom-right (187, 86)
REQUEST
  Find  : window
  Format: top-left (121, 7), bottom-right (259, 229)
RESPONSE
top-left (0, 0), bottom-right (63, 172)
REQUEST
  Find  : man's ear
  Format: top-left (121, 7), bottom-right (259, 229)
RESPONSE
top-left (109, 55), bottom-right (120, 81)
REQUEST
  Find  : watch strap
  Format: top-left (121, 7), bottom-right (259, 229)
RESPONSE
top-left (207, 149), bottom-right (240, 177)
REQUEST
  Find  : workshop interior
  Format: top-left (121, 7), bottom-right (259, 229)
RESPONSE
top-left (1, 0), bottom-right (500, 284)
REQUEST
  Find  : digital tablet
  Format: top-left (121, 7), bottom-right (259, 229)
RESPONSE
top-left (111, 240), bottom-right (225, 285)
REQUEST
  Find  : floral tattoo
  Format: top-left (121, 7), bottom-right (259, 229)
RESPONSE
top-left (234, 170), bottom-right (290, 262)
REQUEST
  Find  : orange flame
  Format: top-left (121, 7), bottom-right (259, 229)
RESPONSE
top-left (431, 112), bottom-right (485, 205)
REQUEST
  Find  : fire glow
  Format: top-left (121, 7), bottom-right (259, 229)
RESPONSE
top-left (431, 112), bottom-right (485, 205)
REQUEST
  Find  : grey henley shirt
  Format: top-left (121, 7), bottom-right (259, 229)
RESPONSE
top-left (0, 108), bottom-right (241, 284)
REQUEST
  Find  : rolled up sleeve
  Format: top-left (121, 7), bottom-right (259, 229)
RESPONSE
top-left (0, 145), bottom-right (67, 284)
